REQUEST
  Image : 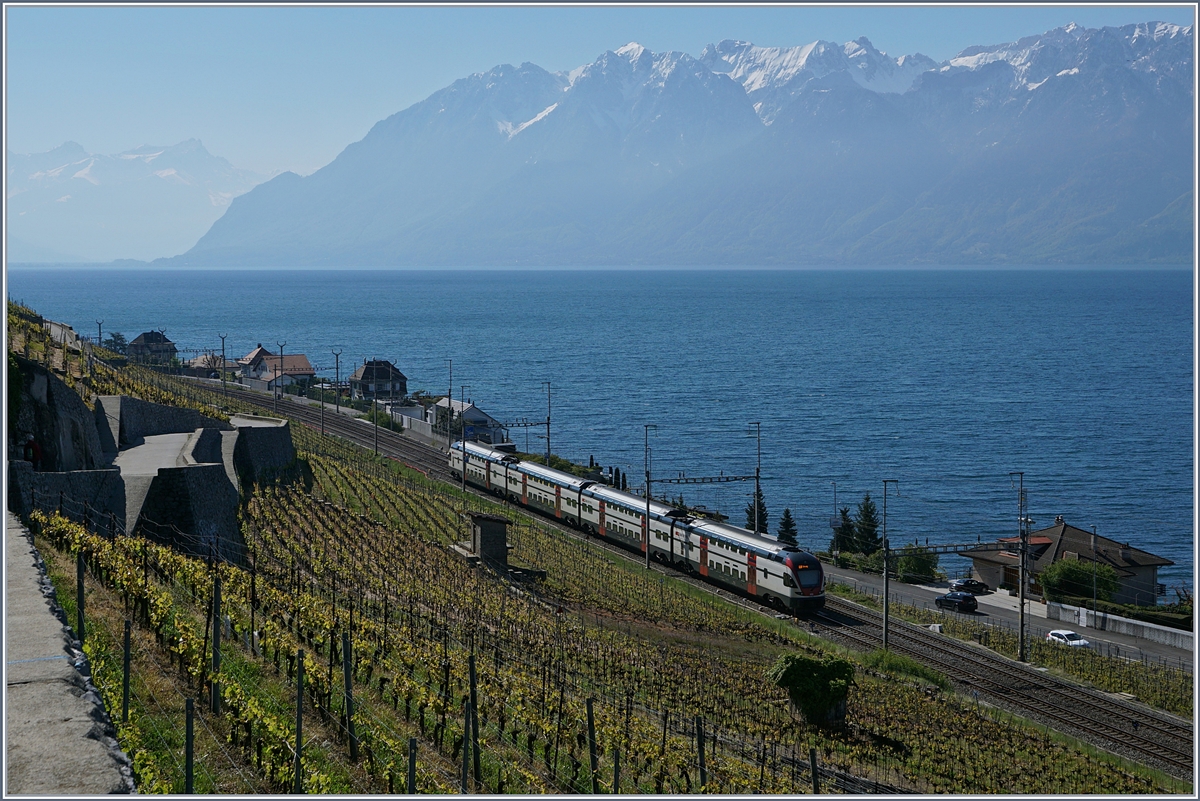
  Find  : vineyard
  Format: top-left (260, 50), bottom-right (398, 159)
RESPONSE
top-left (9, 303), bottom-right (1191, 794)
top-left (32, 479), bottom-right (1186, 793)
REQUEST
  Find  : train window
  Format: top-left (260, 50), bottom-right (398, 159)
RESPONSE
top-left (783, 574), bottom-right (796, 588)
top-left (740, 571), bottom-right (746, 580)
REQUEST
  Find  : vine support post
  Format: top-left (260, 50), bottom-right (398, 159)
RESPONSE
top-left (612, 746), bottom-right (620, 794)
top-left (810, 747), bottom-right (820, 794)
top-left (122, 620), bottom-right (131, 723)
top-left (407, 737), bottom-right (417, 793)
top-left (185, 697), bottom-right (195, 793)
top-left (343, 632), bottom-right (358, 761)
top-left (75, 549), bottom-right (85, 647)
top-left (587, 698), bottom-right (600, 793)
top-left (211, 572), bottom-right (221, 714)
top-left (294, 649), bottom-right (305, 794)
top-left (461, 700), bottom-right (472, 793)
top-left (468, 653), bottom-right (481, 787)
top-left (696, 715), bottom-right (706, 790)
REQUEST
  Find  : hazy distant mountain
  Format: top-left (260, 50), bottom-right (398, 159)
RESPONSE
top-left (178, 22), bottom-right (1193, 266)
top-left (6, 139), bottom-right (265, 263)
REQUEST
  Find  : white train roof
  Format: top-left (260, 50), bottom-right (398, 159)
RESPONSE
top-left (583, 482), bottom-right (680, 519)
top-left (690, 518), bottom-right (800, 559)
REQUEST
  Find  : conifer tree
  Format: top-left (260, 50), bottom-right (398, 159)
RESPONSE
top-left (777, 508), bottom-right (798, 546)
top-left (853, 493), bottom-right (882, 555)
top-left (830, 506), bottom-right (856, 553)
top-left (745, 486), bottom-right (769, 534)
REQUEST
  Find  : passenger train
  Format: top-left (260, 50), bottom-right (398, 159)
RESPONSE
top-left (449, 441), bottom-right (825, 613)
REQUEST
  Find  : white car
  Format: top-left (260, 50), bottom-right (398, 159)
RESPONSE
top-left (1046, 629), bottom-right (1090, 648)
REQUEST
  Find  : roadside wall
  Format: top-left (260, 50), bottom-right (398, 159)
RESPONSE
top-left (7, 460), bottom-right (125, 536)
top-left (1047, 601), bottom-right (1194, 651)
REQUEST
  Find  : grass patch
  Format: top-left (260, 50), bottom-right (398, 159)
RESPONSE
top-left (860, 648), bottom-right (950, 690)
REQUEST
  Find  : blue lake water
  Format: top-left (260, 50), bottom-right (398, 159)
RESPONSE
top-left (6, 267), bottom-right (1194, 592)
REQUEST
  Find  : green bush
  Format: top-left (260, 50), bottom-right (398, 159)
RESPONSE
top-left (766, 653), bottom-right (856, 726)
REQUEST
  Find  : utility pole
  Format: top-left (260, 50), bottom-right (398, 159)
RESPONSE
top-left (218, 333), bottom-right (227, 400)
top-left (275, 341), bottom-right (286, 413)
top-left (882, 479), bottom-right (899, 651)
top-left (542, 381), bottom-right (552, 465)
top-left (373, 359), bottom-right (379, 456)
top-left (447, 359), bottom-right (453, 452)
top-left (748, 422), bottom-right (762, 534)
top-left (460, 385), bottom-right (470, 498)
top-left (332, 349), bottom-right (342, 418)
top-left (1091, 525), bottom-right (1098, 619)
top-left (1010, 471), bottom-right (1029, 662)
top-left (96, 320), bottom-right (103, 348)
top-left (644, 424), bottom-right (657, 570)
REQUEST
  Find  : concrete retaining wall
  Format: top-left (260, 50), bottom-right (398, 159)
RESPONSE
top-left (7, 460), bottom-right (125, 536)
top-left (94, 395), bottom-right (231, 448)
top-left (230, 416), bottom-right (296, 488)
top-left (180, 427), bottom-right (223, 466)
top-left (136, 464), bottom-right (244, 565)
top-left (1047, 602), bottom-right (1194, 651)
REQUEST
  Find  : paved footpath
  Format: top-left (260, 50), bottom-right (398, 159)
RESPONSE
top-left (4, 511), bottom-right (134, 794)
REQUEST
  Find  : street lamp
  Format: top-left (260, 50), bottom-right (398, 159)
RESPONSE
top-left (748, 422), bottom-right (762, 534)
top-left (218, 333), bottom-right (227, 400)
top-left (1009, 471), bottom-right (1030, 662)
top-left (882, 479), bottom-right (899, 651)
top-left (332, 350), bottom-right (342, 418)
top-left (275, 341), bottom-right (287, 412)
top-left (460, 385), bottom-right (470, 498)
top-left (644, 424), bottom-right (658, 570)
top-left (542, 381), bottom-right (552, 466)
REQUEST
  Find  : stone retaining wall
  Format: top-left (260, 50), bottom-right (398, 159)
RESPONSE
top-left (230, 417), bottom-right (296, 488)
top-left (136, 464), bottom-right (244, 565)
top-left (94, 395), bottom-right (231, 449)
top-left (7, 460), bottom-right (125, 536)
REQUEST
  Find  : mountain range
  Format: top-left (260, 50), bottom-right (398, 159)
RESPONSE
top-left (6, 139), bottom-right (265, 263)
top-left (12, 21), bottom-right (1194, 266)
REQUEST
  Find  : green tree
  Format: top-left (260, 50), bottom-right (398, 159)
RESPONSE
top-left (829, 506), bottom-right (856, 553)
top-left (745, 485), bottom-right (769, 534)
top-left (766, 653), bottom-right (856, 726)
top-left (102, 332), bottom-right (127, 354)
top-left (895, 541), bottom-right (940, 584)
top-left (1039, 559), bottom-right (1120, 603)
top-left (853, 493), bottom-right (881, 555)
top-left (776, 508), bottom-right (798, 546)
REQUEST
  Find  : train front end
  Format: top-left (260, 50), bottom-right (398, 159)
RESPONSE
top-left (785, 551), bottom-right (826, 614)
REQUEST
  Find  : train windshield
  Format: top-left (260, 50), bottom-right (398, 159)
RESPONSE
top-left (796, 568), bottom-right (822, 588)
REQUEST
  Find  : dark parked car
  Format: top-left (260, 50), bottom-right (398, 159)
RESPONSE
top-left (948, 578), bottom-right (990, 595)
top-left (935, 591), bottom-right (978, 613)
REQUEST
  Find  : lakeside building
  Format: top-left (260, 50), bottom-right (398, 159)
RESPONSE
top-left (963, 516), bottom-right (1173, 606)
top-left (427, 397), bottom-right (506, 444)
top-left (237, 344), bottom-right (316, 391)
top-left (127, 331), bottom-right (177, 363)
top-left (349, 359), bottom-right (407, 400)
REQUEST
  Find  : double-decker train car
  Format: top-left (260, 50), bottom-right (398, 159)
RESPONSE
top-left (450, 441), bottom-right (824, 613)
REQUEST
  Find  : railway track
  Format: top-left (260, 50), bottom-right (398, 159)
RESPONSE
top-left (814, 598), bottom-right (1194, 779)
top-left (197, 380), bottom-right (1196, 781)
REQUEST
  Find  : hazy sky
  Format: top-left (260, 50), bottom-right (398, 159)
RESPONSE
top-left (5, 4), bottom-right (1195, 176)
